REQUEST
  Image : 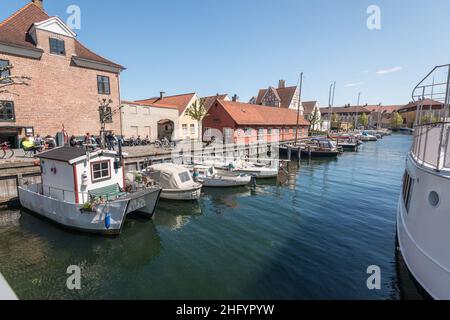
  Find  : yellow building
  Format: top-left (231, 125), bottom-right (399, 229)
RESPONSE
top-left (134, 92), bottom-right (200, 141)
top-left (120, 101), bottom-right (179, 141)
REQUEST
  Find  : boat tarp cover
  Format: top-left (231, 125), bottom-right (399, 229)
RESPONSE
top-left (150, 164), bottom-right (194, 189)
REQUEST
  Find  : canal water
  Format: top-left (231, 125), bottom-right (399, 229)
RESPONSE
top-left (0, 134), bottom-right (423, 300)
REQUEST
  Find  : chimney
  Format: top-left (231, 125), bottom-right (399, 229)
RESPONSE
top-left (159, 91), bottom-right (165, 99)
top-left (232, 94), bottom-right (239, 102)
top-left (32, 0), bottom-right (44, 9)
top-left (278, 80), bottom-right (286, 89)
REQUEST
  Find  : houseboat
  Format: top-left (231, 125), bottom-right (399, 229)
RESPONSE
top-left (397, 64), bottom-right (450, 299)
top-left (18, 147), bottom-right (162, 235)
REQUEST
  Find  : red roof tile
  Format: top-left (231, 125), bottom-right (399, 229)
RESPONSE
top-left (200, 94), bottom-right (228, 110)
top-left (0, 3), bottom-right (123, 69)
top-left (398, 99), bottom-right (443, 112)
top-left (135, 93), bottom-right (196, 115)
top-left (216, 100), bottom-right (309, 126)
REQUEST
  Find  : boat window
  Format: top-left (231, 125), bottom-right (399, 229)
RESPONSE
top-left (179, 171), bottom-right (192, 183)
top-left (91, 161), bottom-right (111, 182)
top-left (402, 171), bottom-right (414, 213)
top-left (429, 191), bottom-right (440, 208)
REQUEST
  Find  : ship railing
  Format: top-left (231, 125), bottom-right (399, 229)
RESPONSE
top-left (411, 121), bottom-right (450, 171)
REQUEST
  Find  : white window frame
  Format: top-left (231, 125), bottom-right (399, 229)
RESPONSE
top-left (91, 161), bottom-right (111, 183)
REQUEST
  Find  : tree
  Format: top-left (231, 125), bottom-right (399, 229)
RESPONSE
top-left (185, 100), bottom-right (209, 142)
top-left (0, 63), bottom-right (31, 110)
top-left (98, 98), bottom-right (114, 148)
top-left (359, 113), bottom-right (369, 128)
top-left (309, 107), bottom-right (321, 131)
top-left (390, 111), bottom-right (404, 128)
top-left (331, 112), bottom-right (340, 130)
top-left (421, 112), bottom-right (438, 124)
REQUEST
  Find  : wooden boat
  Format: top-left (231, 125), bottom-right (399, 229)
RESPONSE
top-left (18, 147), bottom-right (162, 235)
top-left (337, 141), bottom-right (359, 152)
top-left (144, 163), bottom-right (202, 200)
top-left (186, 165), bottom-right (252, 187)
top-left (301, 139), bottom-right (341, 158)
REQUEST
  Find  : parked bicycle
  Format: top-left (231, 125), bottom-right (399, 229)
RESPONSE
top-left (1, 142), bottom-right (15, 159)
top-left (155, 137), bottom-right (175, 149)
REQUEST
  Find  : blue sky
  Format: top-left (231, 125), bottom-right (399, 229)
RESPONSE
top-left (2, 0), bottom-right (450, 106)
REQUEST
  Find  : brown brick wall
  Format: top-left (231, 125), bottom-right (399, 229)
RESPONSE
top-left (0, 29), bottom-right (121, 138)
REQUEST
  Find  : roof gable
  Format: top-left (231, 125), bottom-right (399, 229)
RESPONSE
top-left (31, 16), bottom-right (77, 38)
top-left (0, 3), bottom-right (123, 71)
top-left (256, 85), bottom-right (297, 108)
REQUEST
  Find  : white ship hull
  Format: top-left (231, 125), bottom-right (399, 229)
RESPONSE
top-left (397, 154), bottom-right (450, 299)
top-left (18, 184), bottom-right (161, 235)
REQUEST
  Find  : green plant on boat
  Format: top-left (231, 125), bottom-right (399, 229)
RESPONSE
top-left (134, 173), bottom-right (143, 183)
top-left (81, 197), bottom-right (107, 213)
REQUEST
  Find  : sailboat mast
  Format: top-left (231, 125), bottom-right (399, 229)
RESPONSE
top-left (295, 72), bottom-right (303, 146)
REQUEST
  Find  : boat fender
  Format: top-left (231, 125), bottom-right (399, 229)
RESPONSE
top-left (105, 213), bottom-right (111, 229)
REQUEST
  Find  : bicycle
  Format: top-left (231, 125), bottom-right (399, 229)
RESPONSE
top-left (1, 142), bottom-right (15, 159)
top-left (155, 137), bottom-right (175, 149)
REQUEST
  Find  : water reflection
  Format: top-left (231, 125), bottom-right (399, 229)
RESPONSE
top-left (0, 209), bottom-right (162, 299)
top-left (202, 187), bottom-right (254, 213)
top-left (154, 200), bottom-right (202, 230)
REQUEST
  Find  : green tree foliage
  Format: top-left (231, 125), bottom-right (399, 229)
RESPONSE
top-left (390, 111), bottom-right (404, 128)
top-left (421, 112), bottom-right (438, 124)
top-left (186, 100), bottom-right (209, 142)
top-left (359, 113), bottom-right (369, 128)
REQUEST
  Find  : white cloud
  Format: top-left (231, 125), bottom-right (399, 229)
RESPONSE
top-left (376, 67), bottom-right (402, 75)
top-left (344, 82), bottom-right (364, 88)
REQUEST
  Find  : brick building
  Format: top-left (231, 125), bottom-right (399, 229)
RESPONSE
top-left (0, 1), bottom-right (124, 147)
top-left (203, 100), bottom-right (309, 144)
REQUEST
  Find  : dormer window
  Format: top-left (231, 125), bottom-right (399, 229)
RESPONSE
top-left (49, 38), bottom-right (66, 55)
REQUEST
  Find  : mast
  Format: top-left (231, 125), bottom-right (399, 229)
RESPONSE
top-left (328, 82), bottom-right (336, 131)
top-left (295, 72), bottom-right (303, 146)
top-left (356, 92), bottom-right (361, 129)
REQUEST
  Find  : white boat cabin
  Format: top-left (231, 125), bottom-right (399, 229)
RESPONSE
top-left (37, 147), bottom-right (125, 204)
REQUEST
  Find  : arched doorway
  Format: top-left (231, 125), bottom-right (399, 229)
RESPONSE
top-left (158, 119), bottom-right (174, 140)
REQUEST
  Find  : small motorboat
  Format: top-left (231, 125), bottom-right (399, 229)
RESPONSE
top-left (359, 132), bottom-right (378, 141)
top-left (18, 146), bottom-right (162, 235)
top-left (144, 163), bottom-right (202, 200)
top-left (218, 161), bottom-right (279, 179)
top-left (187, 165), bottom-right (252, 187)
